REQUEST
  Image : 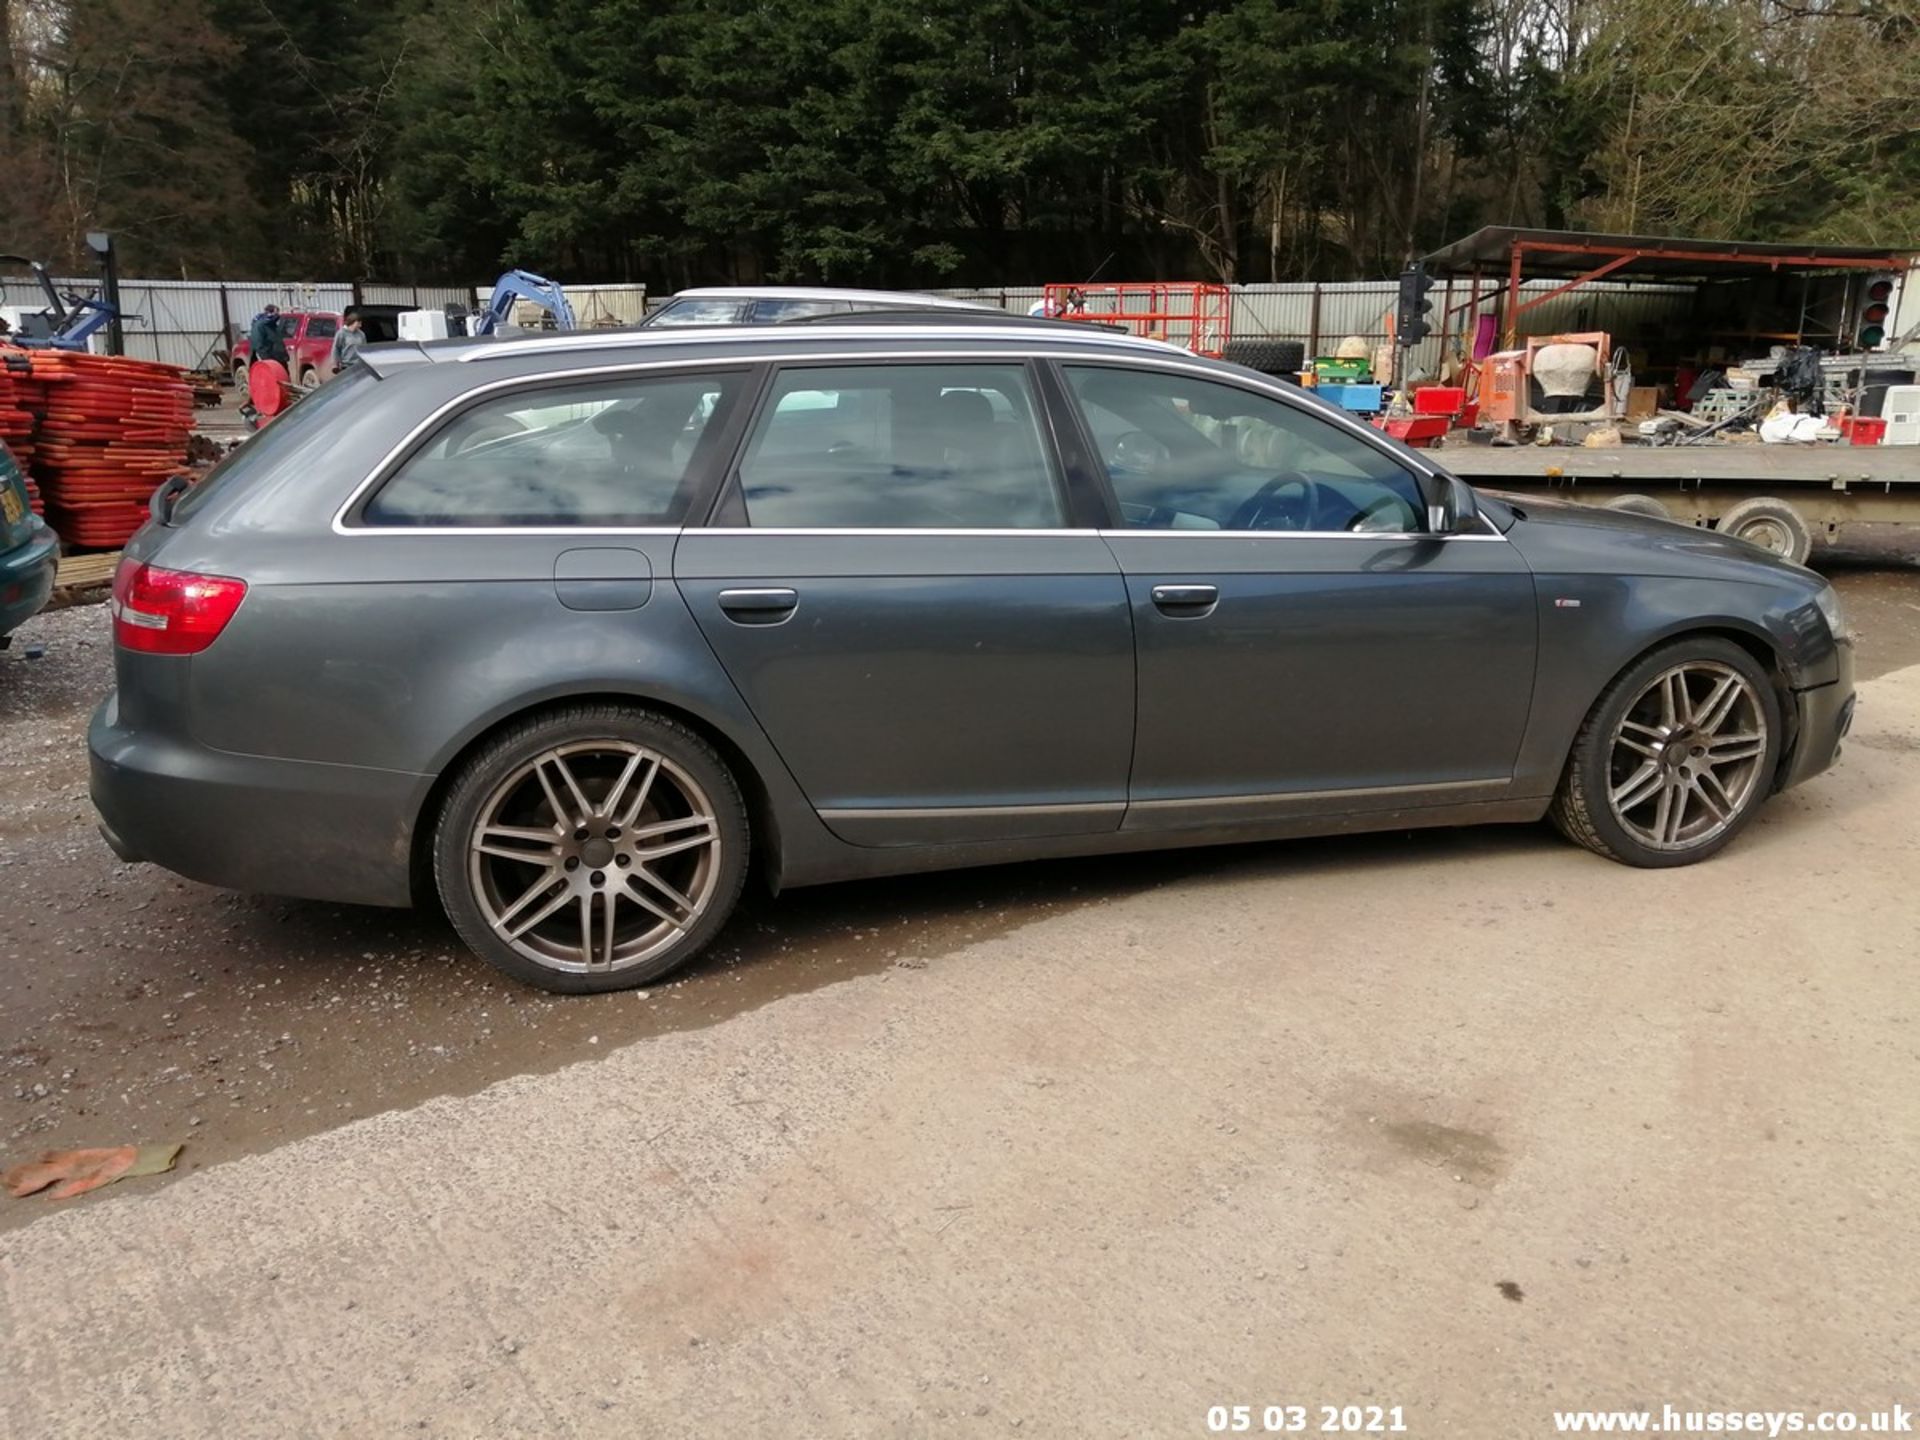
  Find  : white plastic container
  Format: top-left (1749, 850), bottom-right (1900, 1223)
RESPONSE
top-left (1883, 385), bottom-right (1920, 446)
top-left (397, 309), bottom-right (451, 342)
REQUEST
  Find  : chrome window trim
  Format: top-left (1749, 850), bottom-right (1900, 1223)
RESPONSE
top-left (456, 323), bottom-right (1190, 363)
top-left (821, 800), bottom-right (1124, 822)
top-left (1096, 528), bottom-right (1507, 543)
top-left (694, 527), bottom-right (1102, 538)
top-left (1127, 776), bottom-right (1512, 815)
top-left (333, 346), bottom-right (1489, 538)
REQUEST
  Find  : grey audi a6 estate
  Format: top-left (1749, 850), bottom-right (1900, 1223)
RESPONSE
top-left (91, 314), bottom-right (1855, 993)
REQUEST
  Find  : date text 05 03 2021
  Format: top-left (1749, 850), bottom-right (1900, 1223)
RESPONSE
top-left (1206, 1405), bottom-right (1409, 1434)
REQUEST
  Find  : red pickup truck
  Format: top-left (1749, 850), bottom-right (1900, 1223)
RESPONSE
top-left (229, 311), bottom-right (343, 389)
top-left (229, 306), bottom-right (405, 388)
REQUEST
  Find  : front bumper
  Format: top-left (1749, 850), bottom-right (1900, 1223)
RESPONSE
top-left (89, 692), bottom-right (430, 908)
top-left (1777, 641), bottom-right (1855, 792)
top-left (0, 523), bottom-right (59, 637)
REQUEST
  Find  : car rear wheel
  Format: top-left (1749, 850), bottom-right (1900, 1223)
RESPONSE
top-left (433, 705), bottom-right (748, 993)
top-left (1550, 637), bottom-right (1782, 867)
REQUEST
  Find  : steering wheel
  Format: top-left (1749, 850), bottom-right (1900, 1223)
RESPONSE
top-left (1228, 472), bottom-right (1323, 531)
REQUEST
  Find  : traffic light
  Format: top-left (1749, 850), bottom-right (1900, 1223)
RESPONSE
top-left (1396, 263), bottom-right (1435, 346)
top-left (1856, 273), bottom-right (1897, 351)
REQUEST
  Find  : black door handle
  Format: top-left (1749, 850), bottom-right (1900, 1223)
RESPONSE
top-left (1151, 583), bottom-right (1218, 615)
top-left (717, 587), bottom-right (799, 625)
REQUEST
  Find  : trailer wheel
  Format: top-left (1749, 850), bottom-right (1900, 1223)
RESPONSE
top-left (1603, 494), bottom-right (1672, 520)
top-left (1222, 338), bottom-right (1307, 378)
top-left (1717, 496), bottom-right (1812, 565)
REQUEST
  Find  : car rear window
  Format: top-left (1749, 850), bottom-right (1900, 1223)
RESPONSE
top-left (360, 370), bottom-right (744, 528)
top-left (170, 366), bottom-right (380, 523)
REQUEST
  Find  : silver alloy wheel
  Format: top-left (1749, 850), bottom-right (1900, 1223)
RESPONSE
top-left (467, 741), bottom-right (721, 975)
top-left (1729, 515), bottom-right (1794, 556)
top-left (1606, 661), bottom-right (1768, 851)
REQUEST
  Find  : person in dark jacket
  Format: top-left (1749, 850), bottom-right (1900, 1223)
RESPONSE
top-left (247, 305), bottom-right (288, 365)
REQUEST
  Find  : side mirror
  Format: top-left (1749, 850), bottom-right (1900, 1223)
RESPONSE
top-left (1426, 472), bottom-right (1479, 536)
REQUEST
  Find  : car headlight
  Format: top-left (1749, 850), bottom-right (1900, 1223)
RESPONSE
top-left (1814, 585), bottom-right (1851, 643)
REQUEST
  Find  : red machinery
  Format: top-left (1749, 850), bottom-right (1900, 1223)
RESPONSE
top-left (1478, 331), bottom-right (1619, 440)
top-left (1042, 282), bottom-right (1232, 357)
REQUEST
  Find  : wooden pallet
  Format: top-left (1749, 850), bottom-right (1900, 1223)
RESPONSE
top-left (55, 549), bottom-right (120, 592)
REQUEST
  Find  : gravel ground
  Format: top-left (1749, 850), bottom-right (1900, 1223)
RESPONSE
top-left (0, 641), bottom-right (1915, 1438)
top-left (0, 565), bottom-right (1915, 1240)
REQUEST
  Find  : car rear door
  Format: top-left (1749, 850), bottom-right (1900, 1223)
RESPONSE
top-left (675, 358), bottom-right (1135, 847)
top-left (1052, 360), bottom-right (1538, 831)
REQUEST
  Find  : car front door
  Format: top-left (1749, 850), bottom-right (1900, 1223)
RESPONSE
top-left (1053, 361), bottom-right (1538, 831)
top-left (675, 359), bottom-right (1135, 847)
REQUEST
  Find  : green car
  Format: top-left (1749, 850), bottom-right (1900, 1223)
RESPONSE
top-left (0, 443), bottom-right (58, 642)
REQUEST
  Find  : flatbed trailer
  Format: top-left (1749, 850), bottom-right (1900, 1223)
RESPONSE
top-left (1438, 442), bottom-right (1919, 560)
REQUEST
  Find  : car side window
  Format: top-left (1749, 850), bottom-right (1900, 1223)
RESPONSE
top-left (735, 364), bottom-right (1065, 529)
top-left (750, 299), bottom-right (844, 323)
top-left (646, 298), bottom-right (747, 327)
top-left (361, 371), bottom-right (743, 528)
top-left (1063, 365), bottom-right (1426, 534)
top-left (308, 316), bottom-right (338, 340)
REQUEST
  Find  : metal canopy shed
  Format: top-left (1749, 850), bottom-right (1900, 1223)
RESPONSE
top-left (1420, 225), bottom-right (1913, 350)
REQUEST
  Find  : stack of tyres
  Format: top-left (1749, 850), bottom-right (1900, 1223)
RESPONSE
top-left (9, 349), bottom-right (193, 549)
top-left (0, 353), bottom-right (41, 514)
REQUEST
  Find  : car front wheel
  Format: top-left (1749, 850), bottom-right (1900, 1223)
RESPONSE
top-left (433, 705), bottom-right (748, 993)
top-left (1551, 637), bottom-right (1783, 867)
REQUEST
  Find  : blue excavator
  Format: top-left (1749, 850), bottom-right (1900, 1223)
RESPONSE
top-left (465, 269), bottom-right (578, 337)
top-left (0, 255), bottom-right (118, 351)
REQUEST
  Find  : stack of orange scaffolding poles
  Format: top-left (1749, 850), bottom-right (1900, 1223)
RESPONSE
top-left (0, 347), bottom-right (193, 548)
top-left (0, 353), bottom-right (42, 514)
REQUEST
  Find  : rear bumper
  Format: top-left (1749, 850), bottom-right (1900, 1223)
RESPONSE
top-left (1778, 642), bottom-right (1855, 792)
top-left (89, 693), bottom-right (428, 908)
top-left (0, 524), bottom-right (59, 636)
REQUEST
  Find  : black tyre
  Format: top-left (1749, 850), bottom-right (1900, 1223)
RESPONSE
top-left (1223, 338), bottom-right (1307, 378)
top-left (1717, 496), bottom-right (1812, 565)
top-left (433, 704), bottom-right (749, 994)
top-left (1603, 493), bottom-right (1672, 520)
top-left (1550, 637), bottom-right (1782, 868)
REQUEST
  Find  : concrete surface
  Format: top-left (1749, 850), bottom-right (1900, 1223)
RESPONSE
top-left (4, 571), bottom-right (1919, 1211)
top-left (2, 615), bottom-right (1917, 1435)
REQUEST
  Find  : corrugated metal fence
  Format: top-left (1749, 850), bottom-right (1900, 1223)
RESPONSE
top-left (1, 273), bottom-right (1692, 373)
top-left (932, 280), bottom-right (1697, 375)
top-left (0, 277), bottom-right (645, 370)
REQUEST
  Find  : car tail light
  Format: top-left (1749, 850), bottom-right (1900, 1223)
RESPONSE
top-left (111, 559), bottom-right (248, 655)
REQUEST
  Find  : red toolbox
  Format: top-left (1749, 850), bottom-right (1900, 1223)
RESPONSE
top-left (1413, 385), bottom-right (1467, 415)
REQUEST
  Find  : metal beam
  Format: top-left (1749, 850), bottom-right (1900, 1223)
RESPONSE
top-left (1515, 251), bottom-right (1637, 316)
top-left (1514, 239), bottom-right (1900, 272)
top-left (1504, 246), bottom-right (1523, 347)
